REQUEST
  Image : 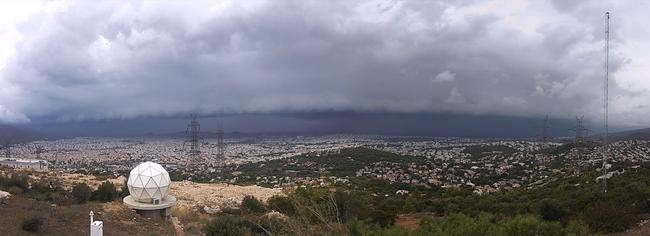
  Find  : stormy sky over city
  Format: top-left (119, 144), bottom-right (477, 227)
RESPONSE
top-left (0, 0), bottom-right (648, 136)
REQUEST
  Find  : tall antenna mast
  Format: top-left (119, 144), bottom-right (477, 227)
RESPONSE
top-left (601, 12), bottom-right (610, 193)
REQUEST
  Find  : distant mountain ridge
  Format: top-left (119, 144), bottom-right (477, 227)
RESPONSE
top-left (0, 124), bottom-right (41, 143)
top-left (592, 127), bottom-right (650, 141)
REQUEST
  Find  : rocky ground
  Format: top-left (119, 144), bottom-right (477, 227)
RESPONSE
top-left (171, 181), bottom-right (284, 211)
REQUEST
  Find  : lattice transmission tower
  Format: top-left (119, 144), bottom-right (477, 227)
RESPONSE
top-left (569, 116), bottom-right (590, 160)
top-left (539, 115), bottom-right (551, 159)
top-left (184, 114), bottom-right (201, 160)
top-left (216, 128), bottom-right (225, 162)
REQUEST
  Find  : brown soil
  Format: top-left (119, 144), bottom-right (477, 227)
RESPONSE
top-left (0, 196), bottom-right (175, 236)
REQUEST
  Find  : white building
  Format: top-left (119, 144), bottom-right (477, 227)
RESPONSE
top-left (0, 158), bottom-right (48, 171)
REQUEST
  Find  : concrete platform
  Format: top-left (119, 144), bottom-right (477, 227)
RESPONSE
top-left (123, 195), bottom-right (177, 210)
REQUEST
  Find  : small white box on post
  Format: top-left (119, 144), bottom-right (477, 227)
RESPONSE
top-left (89, 211), bottom-right (103, 236)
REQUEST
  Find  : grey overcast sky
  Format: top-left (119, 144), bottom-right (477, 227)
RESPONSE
top-left (0, 0), bottom-right (648, 132)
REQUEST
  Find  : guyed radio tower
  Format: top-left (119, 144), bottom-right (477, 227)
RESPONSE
top-left (601, 12), bottom-right (610, 193)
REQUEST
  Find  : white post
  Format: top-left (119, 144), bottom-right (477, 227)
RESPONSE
top-left (89, 211), bottom-right (94, 234)
top-left (89, 211), bottom-right (103, 236)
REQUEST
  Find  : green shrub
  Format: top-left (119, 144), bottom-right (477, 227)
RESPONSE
top-left (241, 196), bottom-right (266, 214)
top-left (369, 199), bottom-right (400, 227)
top-left (204, 215), bottom-right (258, 236)
top-left (565, 219), bottom-right (589, 236)
top-left (333, 191), bottom-right (371, 223)
top-left (72, 182), bottom-right (92, 203)
top-left (21, 217), bottom-right (44, 232)
top-left (1, 173), bottom-right (29, 192)
top-left (539, 199), bottom-right (565, 221)
top-left (120, 179), bottom-right (129, 198)
top-left (349, 219), bottom-right (410, 236)
top-left (369, 209), bottom-right (396, 228)
top-left (30, 181), bottom-right (51, 194)
top-left (582, 200), bottom-right (636, 233)
top-left (93, 181), bottom-right (117, 202)
top-left (500, 215), bottom-right (563, 236)
top-left (7, 186), bottom-right (24, 195)
top-left (267, 196), bottom-right (295, 216)
top-left (415, 213), bottom-right (499, 236)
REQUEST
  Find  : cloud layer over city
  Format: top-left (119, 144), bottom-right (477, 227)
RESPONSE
top-left (0, 0), bottom-right (649, 128)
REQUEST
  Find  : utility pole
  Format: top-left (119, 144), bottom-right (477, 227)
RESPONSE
top-left (602, 12), bottom-right (610, 193)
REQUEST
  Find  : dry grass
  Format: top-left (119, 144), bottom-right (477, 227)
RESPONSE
top-left (172, 206), bottom-right (213, 235)
top-left (0, 195), bottom-right (176, 235)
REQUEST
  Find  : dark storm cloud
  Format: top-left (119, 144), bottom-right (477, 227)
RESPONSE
top-left (0, 0), bottom-right (646, 127)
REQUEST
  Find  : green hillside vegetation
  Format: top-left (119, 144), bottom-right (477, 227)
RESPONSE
top-left (462, 145), bottom-right (518, 159)
top-left (216, 147), bottom-right (427, 183)
top-left (203, 162), bottom-right (650, 235)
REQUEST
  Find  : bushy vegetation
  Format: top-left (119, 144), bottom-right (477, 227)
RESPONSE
top-left (72, 182), bottom-right (92, 203)
top-left (204, 189), bottom-right (590, 236)
top-left (463, 145), bottom-right (518, 159)
top-left (241, 196), bottom-right (267, 214)
top-left (0, 170), bottom-right (130, 206)
top-left (202, 161), bottom-right (650, 235)
top-left (201, 148), bottom-right (427, 185)
top-left (93, 181), bottom-right (117, 202)
top-left (0, 173), bottom-right (30, 192)
top-left (267, 195), bottom-right (296, 216)
top-left (21, 216), bottom-right (44, 232)
top-left (204, 215), bottom-right (263, 236)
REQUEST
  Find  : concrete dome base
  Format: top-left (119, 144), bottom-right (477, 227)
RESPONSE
top-left (123, 195), bottom-right (177, 210)
top-left (123, 195), bottom-right (177, 221)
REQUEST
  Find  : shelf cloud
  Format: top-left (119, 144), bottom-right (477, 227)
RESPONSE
top-left (0, 0), bottom-right (649, 128)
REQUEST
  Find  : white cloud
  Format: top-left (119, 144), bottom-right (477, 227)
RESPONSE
top-left (0, 104), bottom-right (29, 124)
top-left (445, 87), bottom-right (466, 104)
top-left (432, 70), bottom-right (456, 83)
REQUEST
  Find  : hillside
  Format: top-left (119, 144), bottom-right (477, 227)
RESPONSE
top-left (0, 168), bottom-right (283, 235)
top-left (0, 196), bottom-right (176, 236)
top-left (593, 127), bottom-right (650, 141)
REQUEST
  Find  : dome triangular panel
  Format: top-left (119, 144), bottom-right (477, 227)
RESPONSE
top-left (126, 161), bottom-right (172, 203)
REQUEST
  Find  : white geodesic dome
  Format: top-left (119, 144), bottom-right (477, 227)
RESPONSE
top-left (127, 161), bottom-right (171, 203)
